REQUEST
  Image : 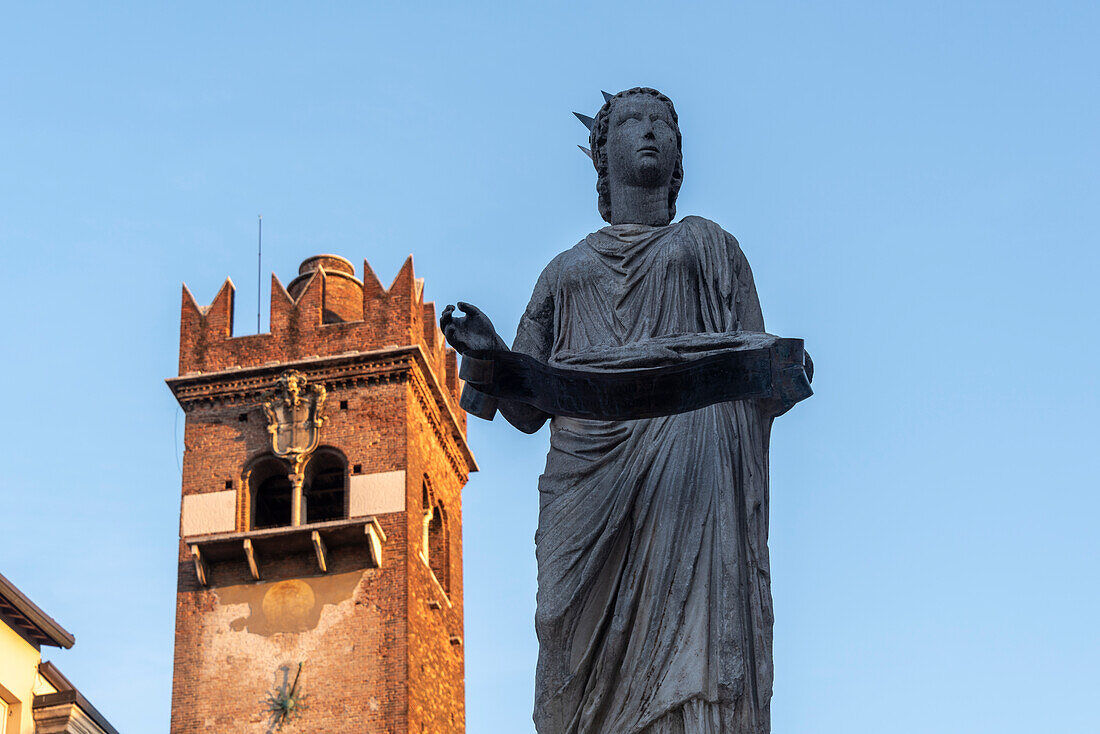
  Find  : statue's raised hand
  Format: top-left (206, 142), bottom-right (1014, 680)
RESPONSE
top-left (440, 302), bottom-right (505, 356)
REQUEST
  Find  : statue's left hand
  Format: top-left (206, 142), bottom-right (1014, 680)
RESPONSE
top-left (440, 302), bottom-right (505, 356)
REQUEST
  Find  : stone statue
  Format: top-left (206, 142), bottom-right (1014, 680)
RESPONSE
top-left (441, 87), bottom-right (811, 734)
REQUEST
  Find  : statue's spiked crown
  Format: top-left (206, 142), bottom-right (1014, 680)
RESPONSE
top-left (574, 90), bottom-right (614, 161)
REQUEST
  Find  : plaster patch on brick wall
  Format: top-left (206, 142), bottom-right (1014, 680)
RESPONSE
top-left (219, 572), bottom-right (363, 636)
top-left (349, 470), bottom-right (406, 516)
top-left (189, 573), bottom-right (376, 729)
top-left (182, 490), bottom-right (237, 536)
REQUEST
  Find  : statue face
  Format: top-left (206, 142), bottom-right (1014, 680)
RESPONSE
top-left (605, 95), bottom-right (679, 190)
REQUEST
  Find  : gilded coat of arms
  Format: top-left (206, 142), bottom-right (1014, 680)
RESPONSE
top-left (262, 371), bottom-right (327, 478)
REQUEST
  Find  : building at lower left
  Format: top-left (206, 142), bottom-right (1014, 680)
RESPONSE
top-left (0, 572), bottom-right (118, 734)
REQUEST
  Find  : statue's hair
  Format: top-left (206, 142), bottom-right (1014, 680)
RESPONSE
top-left (590, 87), bottom-right (683, 224)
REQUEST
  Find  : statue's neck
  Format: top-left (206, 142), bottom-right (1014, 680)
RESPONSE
top-left (609, 184), bottom-right (671, 227)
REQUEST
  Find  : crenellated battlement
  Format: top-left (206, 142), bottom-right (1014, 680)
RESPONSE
top-left (179, 254), bottom-right (460, 409)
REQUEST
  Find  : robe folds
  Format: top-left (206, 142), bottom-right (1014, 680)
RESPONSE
top-left (515, 217), bottom-right (776, 734)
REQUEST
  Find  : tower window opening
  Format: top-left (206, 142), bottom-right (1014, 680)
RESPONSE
top-left (224, 479), bottom-right (233, 489)
top-left (339, 399), bottom-right (348, 410)
top-left (427, 504), bottom-right (451, 594)
top-left (305, 451), bottom-right (347, 524)
top-left (238, 413), bottom-right (248, 422)
top-left (251, 457), bottom-right (293, 529)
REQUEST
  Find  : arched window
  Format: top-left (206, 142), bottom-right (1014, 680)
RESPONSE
top-left (419, 479), bottom-right (450, 594)
top-left (420, 482), bottom-right (433, 562)
top-left (304, 450), bottom-right (347, 524)
top-left (250, 456), bottom-right (293, 529)
top-left (428, 503), bottom-right (451, 594)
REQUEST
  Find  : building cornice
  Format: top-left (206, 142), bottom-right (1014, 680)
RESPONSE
top-left (34, 690), bottom-right (120, 734)
top-left (166, 345), bottom-right (477, 475)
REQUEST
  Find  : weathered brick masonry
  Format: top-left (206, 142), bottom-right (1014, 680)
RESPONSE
top-left (168, 254), bottom-right (474, 733)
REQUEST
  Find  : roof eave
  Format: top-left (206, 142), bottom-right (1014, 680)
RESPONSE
top-left (0, 571), bottom-right (75, 649)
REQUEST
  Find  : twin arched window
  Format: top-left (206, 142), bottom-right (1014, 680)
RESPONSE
top-left (249, 449), bottom-right (348, 529)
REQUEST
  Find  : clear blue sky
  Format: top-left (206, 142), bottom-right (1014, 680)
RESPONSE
top-left (1, 2), bottom-right (1097, 732)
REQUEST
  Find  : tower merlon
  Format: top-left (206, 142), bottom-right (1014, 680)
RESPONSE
top-left (178, 256), bottom-right (461, 410)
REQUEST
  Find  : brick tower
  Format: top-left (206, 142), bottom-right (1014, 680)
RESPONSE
top-left (167, 254), bottom-right (474, 733)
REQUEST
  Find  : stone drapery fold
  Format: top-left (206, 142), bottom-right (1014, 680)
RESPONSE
top-left (512, 217), bottom-right (779, 734)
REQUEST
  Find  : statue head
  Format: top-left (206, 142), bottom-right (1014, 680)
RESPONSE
top-left (590, 87), bottom-right (683, 224)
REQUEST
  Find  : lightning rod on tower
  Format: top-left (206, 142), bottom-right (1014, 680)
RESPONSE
top-left (257, 214), bottom-right (262, 333)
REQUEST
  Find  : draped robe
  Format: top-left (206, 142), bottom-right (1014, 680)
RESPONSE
top-left (514, 216), bottom-right (776, 734)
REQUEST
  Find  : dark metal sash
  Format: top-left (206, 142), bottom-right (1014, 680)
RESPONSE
top-left (458, 337), bottom-right (812, 422)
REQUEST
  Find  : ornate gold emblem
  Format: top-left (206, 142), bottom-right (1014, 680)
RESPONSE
top-left (262, 371), bottom-right (327, 478)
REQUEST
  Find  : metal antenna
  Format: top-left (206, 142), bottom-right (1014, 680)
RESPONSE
top-left (257, 214), bottom-right (263, 333)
